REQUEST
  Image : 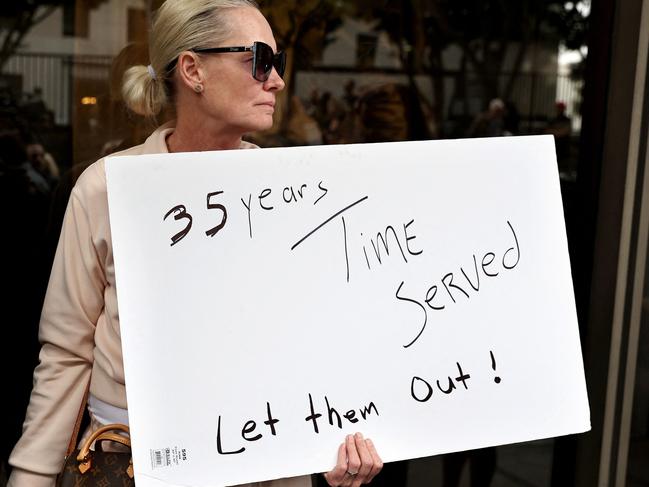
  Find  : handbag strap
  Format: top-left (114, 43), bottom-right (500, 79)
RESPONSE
top-left (65, 380), bottom-right (91, 458)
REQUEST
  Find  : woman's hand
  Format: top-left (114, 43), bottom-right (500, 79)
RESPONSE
top-left (323, 433), bottom-right (383, 486)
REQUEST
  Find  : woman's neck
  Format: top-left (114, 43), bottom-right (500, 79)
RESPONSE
top-left (167, 114), bottom-right (243, 153)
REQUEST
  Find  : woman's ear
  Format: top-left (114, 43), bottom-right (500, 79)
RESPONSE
top-left (175, 51), bottom-right (204, 92)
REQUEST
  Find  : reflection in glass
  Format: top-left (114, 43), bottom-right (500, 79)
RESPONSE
top-left (0, 2), bottom-right (591, 486)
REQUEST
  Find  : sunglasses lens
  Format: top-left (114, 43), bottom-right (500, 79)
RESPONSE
top-left (254, 42), bottom-right (274, 81)
top-left (274, 51), bottom-right (286, 78)
top-left (253, 42), bottom-right (285, 81)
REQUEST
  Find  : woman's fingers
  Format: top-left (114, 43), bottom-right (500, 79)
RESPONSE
top-left (324, 434), bottom-right (383, 486)
top-left (346, 434), bottom-right (362, 475)
top-left (324, 442), bottom-right (348, 486)
top-left (353, 433), bottom-right (373, 482)
top-left (364, 438), bottom-right (383, 483)
top-left (350, 433), bottom-right (382, 486)
top-left (341, 434), bottom-right (361, 487)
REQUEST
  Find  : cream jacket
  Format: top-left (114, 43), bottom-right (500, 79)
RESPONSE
top-left (8, 124), bottom-right (312, 487)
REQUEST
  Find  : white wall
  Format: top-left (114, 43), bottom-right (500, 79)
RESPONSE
top-left (320, 17), bottom-right (401, 69)
top-left (21, 0), bottom-right (146, 57)
top-left (6, 0), bottom-right (146, 124)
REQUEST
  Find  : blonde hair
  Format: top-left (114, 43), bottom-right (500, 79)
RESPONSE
top-left (122, 0), bottom-right (259, 117)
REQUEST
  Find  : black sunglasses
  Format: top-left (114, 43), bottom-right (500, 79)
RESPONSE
top-left (192, 41), bottom-right (286, 82)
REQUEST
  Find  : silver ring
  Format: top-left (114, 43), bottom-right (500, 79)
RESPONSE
top-left (347, 470), bottom-right (358, 476)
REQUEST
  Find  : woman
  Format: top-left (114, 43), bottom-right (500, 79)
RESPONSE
top-left (7, 1), bottom-right (382, 486)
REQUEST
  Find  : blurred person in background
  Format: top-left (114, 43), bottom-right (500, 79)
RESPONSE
top-left (466, 98), bottom-right (510, 138)
top-left (544, 101), bottom-right (573, 173)
top-left (26, 140), bottom-right (59, 190)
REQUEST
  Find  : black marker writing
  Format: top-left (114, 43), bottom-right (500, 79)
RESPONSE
top-left (342, 217), bottom-right (350, 282)
top-left (205, 191), bottom-right (227, 237)
top-left (241, 194), bottom-right (253, 238)
top-left (371, 226), bottom-right (408, 264)
top-left (404, 219), bottom-right (423, 256)
top-left (291, 196), bottom-right (368, 251)
top-left (490, 350), bottom-right (502, 384)
top-left (215, 401), bottom-right (280, 456)
top-left (395, 281), bottom-right (427, 349)
top-left (396, 220), bottom-right (520, 348)
top-left (163, 204), bottom-right (192, 247)
top-left (410, 362), bottom-right (472, 403)
top-left (216, 415), bottom-right (245, 455)
top-left (258, 188), bottom-right (273, 210)
top-left (502, 221), bottom-right (521, 269)
top-left (314, 181), bottom-right (328, 205)
top-left (305, 394), bottom-right (379, 434)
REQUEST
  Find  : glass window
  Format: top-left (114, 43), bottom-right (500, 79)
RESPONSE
top-left (0, 2), bottom-right (593, 486)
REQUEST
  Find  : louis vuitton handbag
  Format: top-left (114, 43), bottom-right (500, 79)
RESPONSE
top-left (56, 384), bottom-right (134, 487)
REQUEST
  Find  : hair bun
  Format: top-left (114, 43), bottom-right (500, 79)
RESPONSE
top-left (122, 64), bottom-right (167, 117)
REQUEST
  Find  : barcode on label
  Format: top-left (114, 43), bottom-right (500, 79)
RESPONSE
top-left (150, 448), bottom-right (171, 469)
top-left (150, 446), bottom-right (187, 470)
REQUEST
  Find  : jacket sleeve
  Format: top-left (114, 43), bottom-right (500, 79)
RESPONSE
top-left (8, 186), bottom-right (106, 484)
top-left (7, 468), bottom-right (56, 487)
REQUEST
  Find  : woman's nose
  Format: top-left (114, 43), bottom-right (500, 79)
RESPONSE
top-left (265, 67), bottom-right (285, 92)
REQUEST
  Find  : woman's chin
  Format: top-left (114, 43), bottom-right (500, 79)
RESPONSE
top-left (249, 117), bottom-right (275, 133)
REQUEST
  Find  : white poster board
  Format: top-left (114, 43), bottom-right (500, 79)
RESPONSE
top-left (106, 135), bottom-right (590, 487)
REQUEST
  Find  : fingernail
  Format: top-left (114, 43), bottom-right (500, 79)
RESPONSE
top-left (347, 434), bottom-right (353, 441)
top-left (355, 432), bottom-right (363, 439)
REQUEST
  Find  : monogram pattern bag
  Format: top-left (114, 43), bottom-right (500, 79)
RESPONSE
top-left (56, 384), bottom-right (134, 487)
top-left (56, 424), bottom-right (134, 487)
